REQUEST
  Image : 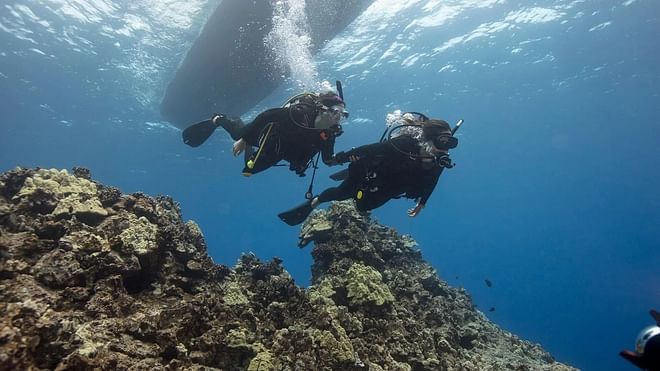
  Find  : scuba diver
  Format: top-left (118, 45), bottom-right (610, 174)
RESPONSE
top-left (182, 84), bottom-right (348, 177)
top-left (620, 309), bottom-right (660, 370)
top-left (278, 112), bottom-right (462, 226)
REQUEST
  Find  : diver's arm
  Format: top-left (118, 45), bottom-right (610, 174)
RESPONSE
top-left (407, 203), bottom-right (425, 217)
top-left (335, 136), bottom-right (418, 165)
top-left (408, 170), bottom-right (442, 218)
top-left (417, 167), bottom-right (444, 207)
top-left (355, 136), bottom-right (418, 159)
top-left (321, 136), bottom-right (337, 165)
top-left (333, 141), bottom-right (392, 164)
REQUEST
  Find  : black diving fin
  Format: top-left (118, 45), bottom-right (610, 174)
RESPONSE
top-left (182, 119), bottom-right (218, 147)
top-left (278, 200), bottom-right (314, 226)
top-left (329, 168), bottom-right (349, 181)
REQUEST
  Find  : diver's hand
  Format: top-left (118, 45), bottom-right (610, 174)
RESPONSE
top-left (407, 203), bottom-right (425, 217)
top-left (333, 150), bottom-right (359, 164)
top-left (332, 151), bottom-right (348, 164)
top-left (232, 138), bottom-right (246, 157)
top-left (325, 157), bottom-right (340, 166)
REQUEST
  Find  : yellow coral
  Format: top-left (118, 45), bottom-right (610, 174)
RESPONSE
top-left (16, 168), bottom-right (97, 198)
top-left (345, 263), bottom-right (394, 306)
top-left (308, 278), bottom-right (336, 304)
top-left (222, 280), bottom-right (250, 305)
top-left (15, 168), bottom-right (107, 218)
top-left (52, 193), bottom-right (107, 217)
top-left (248, 350), bottom-right (274, 371)
top-left (312, 329), bottom-right (354, 363)
top-left (60, 231), bottom-right (111, 252)
top-left (227, 327), bottom-right (273, 370)
top-left (119, 214), bottom-right (157, 255)
top-left (226, 328), bottom-right (249, 348)
top-left (185, 220), bottom-right (203, 238)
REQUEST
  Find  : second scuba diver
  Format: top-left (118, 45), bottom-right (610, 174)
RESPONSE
top-left (278, 112), bottom-right (461, 226)
top-left (182, 89), bottom-right (348, 177)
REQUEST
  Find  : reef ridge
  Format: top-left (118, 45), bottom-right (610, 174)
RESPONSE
top-left (0, 167), bottom-right (577, 370)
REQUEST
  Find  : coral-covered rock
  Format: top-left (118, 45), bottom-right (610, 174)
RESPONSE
top-left (0, 168), bottom-right (578, 370)
top-left (13, 168), bottom-right (107, 224)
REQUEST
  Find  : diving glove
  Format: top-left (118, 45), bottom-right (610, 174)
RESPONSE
top-left (233, 138), bottom-right (247, 157)
top-left (333, 151), bottom-right (360, 164)
top-left (333, 151), bottom-right (349, 164)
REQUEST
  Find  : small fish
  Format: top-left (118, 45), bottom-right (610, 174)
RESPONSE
top-left (485, 279), bottom-right (492, 288)
top-left (489, 307), bottom-right (496, 312)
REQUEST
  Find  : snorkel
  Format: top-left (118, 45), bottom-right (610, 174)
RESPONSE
top-left (336, 80), bottom-right (344, 101)
top-left (452, 119), bottom-right (464, 135)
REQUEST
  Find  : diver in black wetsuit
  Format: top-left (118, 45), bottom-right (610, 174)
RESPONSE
top-left (278, 117), bottom-right (459, 226)
top-left (212, 92), bottom-right (347, 176)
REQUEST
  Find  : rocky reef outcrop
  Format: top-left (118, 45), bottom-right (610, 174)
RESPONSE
top-left (0, 167), bottom-right (577, 370)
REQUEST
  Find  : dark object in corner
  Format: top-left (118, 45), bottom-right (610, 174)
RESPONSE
top-left (620, 309), bottom-right (660, 371)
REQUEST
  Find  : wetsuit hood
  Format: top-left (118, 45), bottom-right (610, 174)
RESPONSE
top-left (422, 119), bottom-right (457, 150)
top-left (319, 92), bottom-right (344, 107)
top-left (422, 119), bottom-right (451, 139)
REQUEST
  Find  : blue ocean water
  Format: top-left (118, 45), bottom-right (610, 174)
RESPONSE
top-left (1, 1), bottom-right (659, 370)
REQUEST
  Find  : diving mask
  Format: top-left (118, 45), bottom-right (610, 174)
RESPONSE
top-left (432, 135), bottom-right (458, 150)
top-left (315, 104), bottom-right (349, 129)
top-left (329, 105), bottom-right (349, 119)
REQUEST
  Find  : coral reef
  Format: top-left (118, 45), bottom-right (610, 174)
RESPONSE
top-left (0, 167), bottom-right (577, 370)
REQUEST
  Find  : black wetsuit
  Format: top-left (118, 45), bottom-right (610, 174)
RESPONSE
top-left (319, 135), bottom-right (444, 211)
top-left (220, 106), bottom-right (338, 175)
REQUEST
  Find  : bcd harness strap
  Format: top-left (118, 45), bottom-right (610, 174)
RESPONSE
top-left (246, 122), bottom-right (275, 170)
top-left (246, 121), bottom-right (323, 200)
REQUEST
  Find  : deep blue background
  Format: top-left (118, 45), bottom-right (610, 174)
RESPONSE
top-left (1, 1), bottom-right (659, 370)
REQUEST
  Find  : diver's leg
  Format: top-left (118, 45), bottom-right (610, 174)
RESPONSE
top-left (355, 186), bottom-right (401, 212)
top-left (317, 163), bottom-right (363, 203)
top-left (355, 193), bottom-right (390, 211)
top-left (215, 115), bottom-right (247, 141)
top-left (278, 167), bottom-right (355, 226)
top-left (277, 175), bottom-right (354, 226)
top-left (242, 145), bottom-right (280, 176)
top-left (317, 181), bottom-right (355, 204)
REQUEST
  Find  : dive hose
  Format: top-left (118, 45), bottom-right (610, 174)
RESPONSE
top-left (247, 122), bottom-right (274, 169)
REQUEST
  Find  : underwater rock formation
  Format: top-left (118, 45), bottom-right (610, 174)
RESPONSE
top-left (0, 167), bottom-right (577, 370)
